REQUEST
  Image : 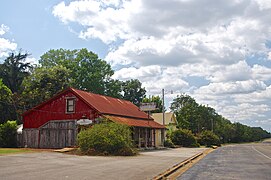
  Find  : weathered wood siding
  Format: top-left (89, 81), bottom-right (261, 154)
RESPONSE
top-left (23, 129), bottom-right (39, 148)
top-left (23, 120), bottom-right (77, 148)
top-left (17, 134), bottom-right (23, 147)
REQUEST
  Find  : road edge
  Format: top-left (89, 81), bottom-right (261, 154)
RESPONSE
top-left (152, 148), bottom-right (215, 180)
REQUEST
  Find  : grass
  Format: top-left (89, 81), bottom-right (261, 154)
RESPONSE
top-left (0, 148), bottom-right (32, 155)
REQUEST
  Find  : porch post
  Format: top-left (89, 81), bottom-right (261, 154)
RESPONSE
top-left (145, 128), bottom-right (148, 148)
top-left (138, 128), bottom-right (141, 148)
top-left (153, 129), bottom-right (156, 147)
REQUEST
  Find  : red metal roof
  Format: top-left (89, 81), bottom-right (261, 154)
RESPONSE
top-left (104, 115), bottom-right (165, 129)
top-left (71, 88), bottom-right (150, 120)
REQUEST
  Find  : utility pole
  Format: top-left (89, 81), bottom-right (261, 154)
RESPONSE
top-left (162, 89), bottom-right (165, 146)
top-left (162, 89), bottom-right (165, 126)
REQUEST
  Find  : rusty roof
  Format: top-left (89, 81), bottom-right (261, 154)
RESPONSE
top-left (71, 88), bottom-right (150, 120)
top-left (104, 115), bottom-right (165, 129)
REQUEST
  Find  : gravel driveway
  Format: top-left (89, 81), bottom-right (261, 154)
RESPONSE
top-left (0, 148), bottom-right (206, 180)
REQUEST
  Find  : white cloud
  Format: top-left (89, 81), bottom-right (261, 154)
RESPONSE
top-left (255, 0), bottom-right (271, 10)
top-left (0, 24), bottom-right (17, 58)
top-left (221, 103), bottom-right (270, 121)
top-left (196, 80), bottom-right (266, 95)
top-left (53, 0), bottom-right (271, 131)
top-left (112, 65), bottom-right (162, 81)
top-left (252, 64), bottom-right (271, 81)
top-left (113, 65), bottom-right (189, 94)
top-left (0, 24), bottom-right (9, 36)
top-left (208, 61), bottom-right (252, 83)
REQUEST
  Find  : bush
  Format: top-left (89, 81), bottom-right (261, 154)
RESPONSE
top-left (198, 130), bottom-right (221, 147)
top-left (0, 121), bottom-right (18, 147)
top-left (164, 138), bottom-right (175, 148)
top-left (171, 129), bottom-right (199, 147)
top-left (77, 122), bottom-right (136, 156)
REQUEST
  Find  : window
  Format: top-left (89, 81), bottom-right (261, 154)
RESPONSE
top-left (66, 98), bottom-right (75, 113)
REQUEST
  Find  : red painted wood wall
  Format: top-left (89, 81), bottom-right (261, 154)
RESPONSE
top-left (23, 91), bottom-right (99, 129)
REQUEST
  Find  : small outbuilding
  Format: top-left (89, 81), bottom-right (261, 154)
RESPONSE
top-left (152, 112), bottom-right (178, 133)
top-left (22, 88), bottom-right (165, 148)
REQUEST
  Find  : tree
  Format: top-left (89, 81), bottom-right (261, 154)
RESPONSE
top-left (122, 79), bottom-right (146, 106)
top-left (22, 65), bottom-right (72, 109)
top-left (39, 48), bottom-right (115, 95)
top-left (0, 121), bottom-right (18, 147)
top-left (171, 129), bottom-right (199, 147)
top-left (170, 94), bottom-right (199, 132)
top-left (77, 122), bottom-right (136, 156)
top-left (142, 95), bottom-right (164, 113)
top-left (104, 79), bottom-right (122, 98)
top-left (198, 130), bottom-right (221, 147)
top-left (0, 51), bottom-right (32, 93)
top-left (0, 79), bottom-right (15, 124)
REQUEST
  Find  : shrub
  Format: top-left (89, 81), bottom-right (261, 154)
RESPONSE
top-left (198, 130), bottom-right (221, 147)
top-left (0, 121), bottom-right (18, 147)
top-left (164, 138), bottom-right (175, 148)
top-left (77, 122), bottom-right (136, 156)
top-left (171, 129), bottom-right (199, 147)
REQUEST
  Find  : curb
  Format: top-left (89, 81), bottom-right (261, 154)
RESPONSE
top-left (152, 152), bottom-right (204, 180)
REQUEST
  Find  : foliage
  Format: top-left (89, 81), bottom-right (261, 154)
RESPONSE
top-left (104, 79), bottom-right (123, 98)
top-left (22, 65), bottom-right (72, 108)
top-left (0, 51), bottom-right (32, 93)
top-left (164, 138), bottom-right (175, 148)
top-left (170, 94), bottom-right (271, 144)
top-left (39, 48), bottom-right (115, 96)
top-left (0, 121), bottom-right (18, 148)
top-left (171, 129), bottom-right (199, 147)
top-left (198, 130), bottom-right (221, 147)
top-left (122, 79), bottom-right (146, 106)
top-left (142, 95), bottom-right (164, 113)
top-left (77, 122), bottom-right (136, 156)
top-left (0, 79), bottom-right (15, 124)
top-left (170, 95), bottom-right (198, 131)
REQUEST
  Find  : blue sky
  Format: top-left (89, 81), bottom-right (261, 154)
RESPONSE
top-left (1, 0), bottom-right (271, 132)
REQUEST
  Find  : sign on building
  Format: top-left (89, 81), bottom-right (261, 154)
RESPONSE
top-left (140, 102), bottom-right (157, 111)
top-left (77, 118), bottom-right (93, 125)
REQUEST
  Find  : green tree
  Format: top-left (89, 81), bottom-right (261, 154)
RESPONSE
top-left (0, 51), bottom-right (32, 93)
top-left (170, 94), bottom-right (199, 132)
top-left (0, 121), bottom-right (18, 147)
top-left (122, 79), bottom-right (146, 106)
top-left (0, 79), bottom-right (14, 124)
top-left (39, 48), bottom-right (115, 95)
top-left (171, 129), bottom-right (199, 147)
top-left (104, 79), bottom-right (122, 98)
top-left (142, 95), bottom-right (164, 113)
top-left (198, 130), bottom-right (221, 147)
top-left (22, 65), bottom-right (72, 108)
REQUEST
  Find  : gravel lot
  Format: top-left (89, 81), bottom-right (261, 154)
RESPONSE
top-left (0, 147), bottom-right (206, 180)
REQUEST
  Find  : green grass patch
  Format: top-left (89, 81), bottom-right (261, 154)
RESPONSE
top-left (0, 148), bottom-right (32, 155)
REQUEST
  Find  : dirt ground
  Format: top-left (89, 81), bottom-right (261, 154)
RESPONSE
top-left (0, 147), bottom-right (207, 180)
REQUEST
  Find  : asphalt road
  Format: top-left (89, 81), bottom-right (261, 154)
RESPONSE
top-left (0, 147), bottom-right (206, 180)
top-left (178, 139), bottom-right (271, 180)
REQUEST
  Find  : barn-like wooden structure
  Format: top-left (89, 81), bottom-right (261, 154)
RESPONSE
top-left (22, 88), bottom-right (165, 148)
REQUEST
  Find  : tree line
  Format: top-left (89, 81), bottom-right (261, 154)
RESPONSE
top-left (169, 94), bottom-right (271, 143)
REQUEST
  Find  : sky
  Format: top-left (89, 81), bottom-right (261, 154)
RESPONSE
top-left (1, 0), bottom-right (271, 132)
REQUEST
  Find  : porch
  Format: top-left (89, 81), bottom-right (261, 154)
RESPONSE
top-left (132, 127), bottom-right (163, 148)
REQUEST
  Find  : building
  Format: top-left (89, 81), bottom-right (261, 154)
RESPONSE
top-left (22, 88), bottom-right (165, 148)
top-left (151, 112), bottom-right (178, 133)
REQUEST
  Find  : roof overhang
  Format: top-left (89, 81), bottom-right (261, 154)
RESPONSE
top-left (104, 115), bottom-right (165, 129)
